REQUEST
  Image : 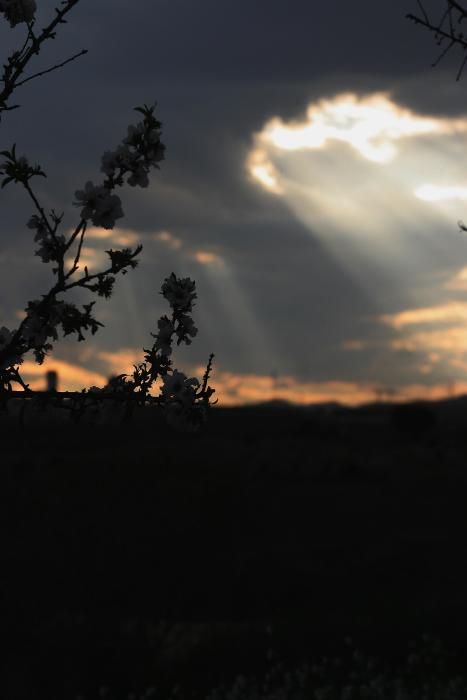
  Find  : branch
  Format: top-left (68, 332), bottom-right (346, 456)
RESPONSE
top-left (14, 48), bottom-right (88, 89)
top-left (64, 220), bottom-right (87, 279)
top-left (448, 0), bottom-right (467, 20)
top-left (407, 0), bottom-right (467, 79)
top-left (406, 12), bottom-right (467, 49)
top-left (0, 0), bottom-right (85, 115)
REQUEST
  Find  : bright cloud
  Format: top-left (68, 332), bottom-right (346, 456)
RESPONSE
top-left (246, 91), bottom-right (467, 306)
top-left (251, 92), bottom-right (449, 165)
top-left (415, 185), bottom-right (467, 202)
top-left (247, 148), bottom-right (282, 193)
top-left (19, 357), bottom-right (107, 392)
top-left (445, 266), bottom-right (467, 291)
top-left (96, 347), bottom-right (143, 377)
top-left (389, 327), bottom-right (467, 353)
top-left (84, 225), bottom-right (141, 246)
top-left (192, 250), bottom-right (224, 266)
top-left (152, 229), bottom-right (183, 250)
top-left (194, 366), bottom-right (467, 407)
top-left (377, 298), bottom-right (467, 382)
top-left (64, 245), bottom-right (106, 272)
top-left (379, 301), bottom-right (467, 329)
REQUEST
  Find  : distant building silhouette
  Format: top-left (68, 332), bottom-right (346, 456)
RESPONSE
top-left (45, 369), bottom-right (58, 392)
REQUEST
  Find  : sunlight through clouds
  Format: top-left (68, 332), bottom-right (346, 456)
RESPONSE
top-left (85, 226), bottom-right (141, 246)
top-left (378, 300), bottom-right (467, 381)
top-left (191, 250), bottom-right (224, 266)
top-left (445, 266), bottom-right (467, 291)
top-left (252, 92), bottom-right (447, 164)
top-left (151, 229), bottom-right (183, 250)
top-left (192, 366), bottom-right (467, 407)
top-left (62, 226), bottom-right (142, 274)
top-left (247, 148), bottom-right (282, 193)
top-left (379, 301), bottom-right (467, 329)
top-left (20, 357), bottom-right (107, 392)
top-left (246, 92), bottom-right (467, 302)
top-left (64, 246), bottom-right (106, 272)
top-left (415, 185), bottom-right (467, 202)
top-left (244, 94), bottom-right (467, 397)
top-left (193, 255), bottom-right (282, 375)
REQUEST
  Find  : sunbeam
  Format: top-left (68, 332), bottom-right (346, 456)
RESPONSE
top-left (247, 91), bottom-right (467, 306)
top-left (193, 252), bottom-right (283, 376)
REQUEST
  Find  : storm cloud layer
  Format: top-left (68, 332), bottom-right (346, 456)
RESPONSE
top-left (2, 1), bottom-right (467, 405)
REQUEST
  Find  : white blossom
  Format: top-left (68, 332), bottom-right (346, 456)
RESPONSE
top-left (175, 313), bottom-right (198, 343)
top-left (123, 123), bottom-right (145, 147)
top-left (27, 214), bottom-right (48, 241)
top-left (145, 141), bottom-right (165, 165)
top-left (161, 273), bottom-right (197, 312)
top-left (161, 369), bottom-right (199, 405)
top-left (74, 181), bottom-right (109, 219)
top-left (127, 163), bottom-right (149, 188)
top-left (0, 0), bottom-right (36, 27)
top-left (20, 299), bottom-right (64, 347)
top-left (100, 150), bottom-right (120, 178)
top-left (35, 234), bottom-right (66, 263)
top-left (0, 326), bottom-right (13, 346)
top-left (92, 192), bottom-right (124, 229)
top-left (154, 316), bottom-right (174, 356)
top-left (21, 313), bottom-right (50, 347)
top-left (100, 144), bottom-right (133, 177)
top-left (73, 181), bottom-right (124, 229)
top-left (147, 128), bottom-right (161, 144)
top-left (0, 325), bottom-right (21, 369)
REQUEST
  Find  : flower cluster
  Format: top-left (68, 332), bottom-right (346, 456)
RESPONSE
top-left (73, 182), bottom-right (124, 230)
top-left (100, 103), bottom-right (165, 188)
top-left (159, 272), bottom-right (199, 349)
top-left (0, 0), bottom-right (36, 27)
top-left (0, 1), bottom-right (216, 432)
top-left (0, 146), bottom-right (46, 187)
top-left (27, 214), bottom-right (66, 264)
top-left (161, 370), bottom-right (206, 432)
top-left (19, 298), bottom-right (103, 363)
top-left (161, 272), bottom-right (197, 312)
top-left (0, 326), bottom-right (21, 369)
top-left (71, 104), bottom-right (164, 230)
top-left (109, 272), bottom-right (216, 432)
top-left (153, 316), bottom-right (175, 356)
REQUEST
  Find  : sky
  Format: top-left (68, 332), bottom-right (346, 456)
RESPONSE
top-left (4, 0), bottom-right (467, 406)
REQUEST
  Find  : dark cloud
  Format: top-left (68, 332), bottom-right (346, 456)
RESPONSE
top-left (2, 1), bottom-right (466, 401)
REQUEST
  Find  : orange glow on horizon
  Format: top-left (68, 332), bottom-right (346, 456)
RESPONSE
top-left (12, 352), bottom-right (467, 408)
top-left (192, 367), bottom-right (467, 407)
top-left (19, 357), bottom-right (107, 392)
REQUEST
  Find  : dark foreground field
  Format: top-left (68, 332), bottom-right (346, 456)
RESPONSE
top-left (2, 398), bottom-right (467, 698)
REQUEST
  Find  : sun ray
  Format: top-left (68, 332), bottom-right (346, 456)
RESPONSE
top-left (194, 255), bottom-right (283, 376)
top-left (246, 91), bottom-right (467, 308)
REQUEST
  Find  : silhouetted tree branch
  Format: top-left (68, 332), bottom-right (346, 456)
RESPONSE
top-left (407, 1), bottom-right (467, 79)
top-left (0, 0), bottom-right (87, 118)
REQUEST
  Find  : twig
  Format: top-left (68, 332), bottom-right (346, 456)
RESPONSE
top-left (14, 49), bottom-right (88, 88)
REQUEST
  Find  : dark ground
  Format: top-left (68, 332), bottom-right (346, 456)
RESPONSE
top-left (1, 397), bottom-right (467, 698)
